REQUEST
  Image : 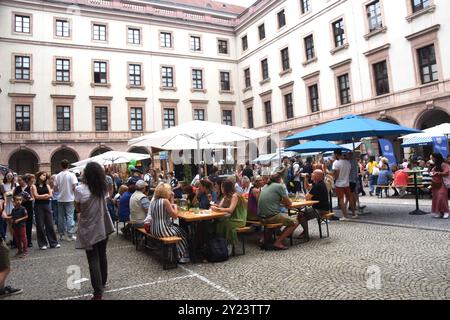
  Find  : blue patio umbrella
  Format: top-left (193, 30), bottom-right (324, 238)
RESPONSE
top-left (285, 140), bottom-right (351, 154)
top-left (284, 115), bottom-right (422, 215)
top-left (284, 115), bottom-right (421, 142)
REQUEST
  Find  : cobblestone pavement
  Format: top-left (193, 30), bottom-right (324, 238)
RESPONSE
top-left (3, 202), bottom-right (450, 300)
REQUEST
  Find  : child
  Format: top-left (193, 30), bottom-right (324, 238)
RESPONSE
top-left (9, 196), bottom-right (28, 258)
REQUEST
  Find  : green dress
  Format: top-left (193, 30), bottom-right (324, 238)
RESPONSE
top-left (215, 201), bottom-right (247, 246)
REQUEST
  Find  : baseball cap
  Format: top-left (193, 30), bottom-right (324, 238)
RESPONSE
top-left (135, 180), bottom-right (148, 189)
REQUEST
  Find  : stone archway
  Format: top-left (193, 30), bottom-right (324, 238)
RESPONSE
top-left (414, 109), bottom-right (450, 160)
top-left (415, 109), bottom-right (450, 130)
top-left (51, 148), bottom-right (79, 174)
top-left (90, 146), bottom-right (112, 157)
top-left (378, 117), bottom-right (404, 164)
top-left (8, 149), bottom-right (39, 175)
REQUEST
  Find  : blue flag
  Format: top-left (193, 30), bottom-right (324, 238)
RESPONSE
top-left (432, 136), bottom-right (448, 158)
top-left (379, 139), bottom-right (397, 168)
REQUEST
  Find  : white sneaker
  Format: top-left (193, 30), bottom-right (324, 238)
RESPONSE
top-left (40, 246), bottom-right (47, 250)
top-left (443, 213), bottom-right (449, 219)
top-left (433, 213), bottom-right (442, 219)
top-left (54, 244), bottom-right (61, 248)
top-left (339, 217), bottom-right (349, 221)
top-left (179, 257), bottom-right (190, 264)
top-left (70, 235), bottom-right (77, 241)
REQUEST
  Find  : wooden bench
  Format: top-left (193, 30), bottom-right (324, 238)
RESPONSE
top-left (135, 227), bottom-right (182, 270)
top-left (231, 227), bottom-right (252, 256)
top-left (246, 220), bottom-right (262, 227)
top-left (316, 211), bottom-right (334, 239)
top-left (374, 185), bottom-right (391, 198)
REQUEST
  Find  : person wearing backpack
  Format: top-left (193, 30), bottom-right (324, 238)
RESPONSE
top-left (430, 153), bottom-right (450, 219)
top-left (284, 158), bottom-right (296, 194)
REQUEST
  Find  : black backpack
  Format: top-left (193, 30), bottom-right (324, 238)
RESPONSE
top-left (206, 237), bottom-right (229, 263)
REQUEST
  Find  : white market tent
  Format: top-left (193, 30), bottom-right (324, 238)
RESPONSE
top-left (401, 123), bottom-right (450, 147)
top-left (72, 151), bottom-right (151, 167)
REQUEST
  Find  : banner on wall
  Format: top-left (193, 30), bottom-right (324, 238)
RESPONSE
top-left (363, 140), bottom-right (376, 157)
top-left (379, 139), bottom-right (397, 168)
top-left (432, 136), bottom-right (448, 158)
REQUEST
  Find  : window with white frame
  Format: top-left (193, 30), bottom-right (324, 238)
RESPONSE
top-left (15, 14), bottom-right (30, 33)
top-left (56, 58), bottom-right (70, 82)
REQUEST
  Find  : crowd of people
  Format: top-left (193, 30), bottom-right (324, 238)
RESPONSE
top-left (1, 150), bottom-right (449, 299)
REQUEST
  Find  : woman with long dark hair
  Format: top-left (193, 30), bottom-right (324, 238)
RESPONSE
top-left (210, 179), bottom-right (247, 250)
top-left (74, 162), bottom-right (114, 300)
top-left (31, 172), bottom-right (59, 250)
top-left (430, 153), bottom-right (450, 219)
top-left (0, 173), bottom-right (17, 242)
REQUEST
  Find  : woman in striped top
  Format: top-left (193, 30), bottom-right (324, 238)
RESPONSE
top-left (144, 183), bottom-right (190, 263)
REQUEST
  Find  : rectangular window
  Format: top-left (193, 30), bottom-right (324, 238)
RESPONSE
top-left (222, 110), bottom-right (232, 126)
top-left (284, 93), bottom-right (294, 119)
top-left (160, 32), bottom-right (172, 48)
top-left (162, 66), bottom-right (174, 88)
top-left (220, 71), bottom-right (231, 91)
top-left (15, 105), bottom-right (30, 131)
top-left (308, 84), bottom-right (320, 113)
top-left (56, 58), bottom-right (70, 82)
top-left (244, 68), bottom-right (251, 88)
top-left (130, 107), bottom-right (143, 131)
top-left (258, 24), bottom-right (266, 40)
top-left (332, 19), bottom-right (346, 48)
top-left (194, 109), bottom-right (205, 121)
top-left (56, 106), bottom-right (70, 131)
top-left (128, 28), bottom-right (140, 44)
top-left (281, 48), bottom-right (290, 71)
top-left (366, 0), bottom-right (383, 32)
top-left (418, 44), bottom-right (438, 84)
top-left (277, 10), bottom-right (286, 28)
top-left (247, 107), bottom-right (254, 129)
top-left (304, 35), bottom-right (315, 60)
top-left (373, 61), bottom-right (390, 95)
top-left (190, 36), bottom-right (201, 51)
top-left (15, 56), bottom-right (30, 80)
top-left (95, 107), bottom-right (108, 131)
top-left (93, 24), bottom-right (106, 41)
top-left (411, 0), bottom-right (429, 13)
top-left (56, 19), bottom-right (70, 37)
top-left (218, 39), bottom-right (229, 54)
top-left (128, 64), bottom-right (141, 86)
top-left (163, 108), bottom-right (176, 129)
top-left (192, 69), bottom-right (203, 89)
top-left (261, 59), bottom-right (269, 80)
top-left (338, 74), bottom-right (351, 105)
top-left (300, 0), bottom-right (311, 14)
top-left (15, 14), bottom-right (30, 33)
top-left (264, 101), bottom-right (272, 125)
top-left (242, 35), bottom-right (248, 51)
top-left (93, 61), bottom-right (107, 84)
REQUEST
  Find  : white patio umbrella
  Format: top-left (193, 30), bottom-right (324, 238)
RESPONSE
top-left (72, 151), bottom-right (151, 167)
top-left (128, 120), bottom-right (270, 164)
top-left (400, 123), bottom-right (450, 147)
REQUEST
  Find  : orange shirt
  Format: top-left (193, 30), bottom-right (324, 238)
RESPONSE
top-left (394, 170), bottom-right (409, 187)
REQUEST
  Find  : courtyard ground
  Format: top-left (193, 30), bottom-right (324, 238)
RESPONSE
top-left (3, 196), bottom-right (450, 300)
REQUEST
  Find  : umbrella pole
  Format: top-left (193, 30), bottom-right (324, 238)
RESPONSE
top-left (196, 138), bottom-right (201, 176)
